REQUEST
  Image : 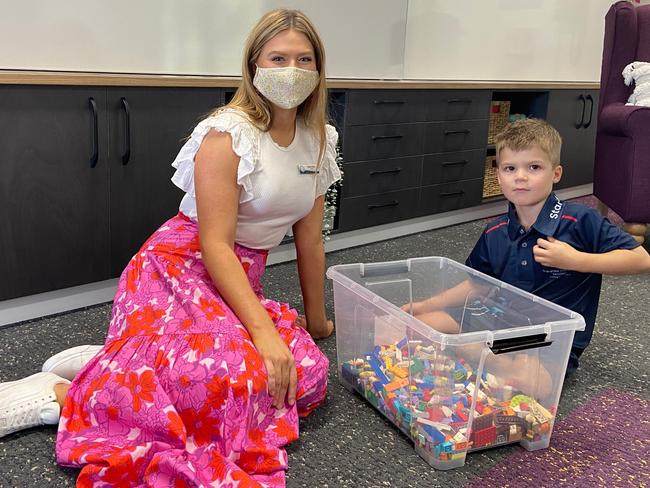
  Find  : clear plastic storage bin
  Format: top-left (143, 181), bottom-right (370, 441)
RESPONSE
top-left (327, 257), bottom-right (585, 470)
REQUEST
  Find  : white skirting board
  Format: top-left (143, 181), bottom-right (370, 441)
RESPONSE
top-left (0, 184), bottom-right (592, 327)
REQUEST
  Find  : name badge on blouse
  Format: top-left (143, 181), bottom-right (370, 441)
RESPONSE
top-left (298, 164), bottom-right (319, 174)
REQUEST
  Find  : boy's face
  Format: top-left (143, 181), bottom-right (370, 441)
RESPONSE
top-left (497, 146), bottom-right (563, 209)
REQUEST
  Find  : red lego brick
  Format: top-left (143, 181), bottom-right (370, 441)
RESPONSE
top-left (471, 425), bottom-right (497, 449)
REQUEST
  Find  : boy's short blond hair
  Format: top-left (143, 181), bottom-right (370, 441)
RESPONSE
top-left (494, 118), bottom-right (562, 167)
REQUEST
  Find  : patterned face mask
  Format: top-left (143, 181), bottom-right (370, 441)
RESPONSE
top-left (253, 66), bottom-right (319, 109)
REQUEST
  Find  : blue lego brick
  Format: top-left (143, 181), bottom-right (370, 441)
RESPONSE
top-left (369, 357), bottom-right (390, 384)
top-left (422, 424), bottom-right (446, 444)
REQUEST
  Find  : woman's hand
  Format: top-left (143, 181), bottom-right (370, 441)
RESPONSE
top-left (295, 315), bottom-right (334, 339)
top-left (249, 326), bottom-right (297, 409)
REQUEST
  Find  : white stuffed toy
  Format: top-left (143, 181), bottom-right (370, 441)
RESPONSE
top-left (623, 61), bottom-right (650, 106)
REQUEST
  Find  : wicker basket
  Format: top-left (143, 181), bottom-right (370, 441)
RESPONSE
top-left (487, 101), bottom-right (511, 144)
top-left (482, 156), bottom-right (502, 198)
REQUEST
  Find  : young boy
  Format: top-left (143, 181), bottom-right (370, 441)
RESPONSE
top-left (410, 118), bottom-right (650, 377)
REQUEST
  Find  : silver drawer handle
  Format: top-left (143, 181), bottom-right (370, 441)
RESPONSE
top-left (373, 100), bottom-right (405, 105)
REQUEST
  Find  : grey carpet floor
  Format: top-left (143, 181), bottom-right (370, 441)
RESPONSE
top-left (1, 219), bottom-right (649, 488)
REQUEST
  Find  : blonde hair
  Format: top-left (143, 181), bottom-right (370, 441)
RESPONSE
top-left (495, 118), bottom-right (562, 166)
top-left (213, 9), bottom-right (329, 164)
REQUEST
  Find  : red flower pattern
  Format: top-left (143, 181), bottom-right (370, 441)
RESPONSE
top-left (56, 214), bottom-right (328, 487)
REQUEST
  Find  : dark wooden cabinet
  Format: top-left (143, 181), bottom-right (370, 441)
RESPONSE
top-left (0, 83), bottom-right (598, 301)
top-left (0, 85), bottom-right (221, 300)
top-left (338, 189), bottom-right (420, 230)
top-left (423, 120), bottom-right (488, 153)
top-left (345, 90), bottom-right (428, 125)
top-left (419, 179), bottom-right (484, 215)
top-left (425, 90), bottom-right (491, 121)
top-left (421, 150), bottom-right (485, 186)
top-left (338, 89), bottom-right (490, 231)
top-left (341, 156), bottom-right (421, 198)
top-left (545, 89), bottom-right (599, 189)
top-left (107, 88), bottom-right (220, 275)
top-left (0, 86), bottom-right (111, 299)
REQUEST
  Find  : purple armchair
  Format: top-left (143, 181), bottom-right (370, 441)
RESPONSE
top-left (593, 1), bottom-right (650, 244)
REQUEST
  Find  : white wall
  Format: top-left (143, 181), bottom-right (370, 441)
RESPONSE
top-left (403, 0), bottom-right (614, 82)
top-left (0, 0), bottom-right (407, 79)
top-left (0, 0), bottom-right (620, 82)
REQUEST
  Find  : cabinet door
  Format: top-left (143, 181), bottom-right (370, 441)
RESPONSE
top-left (338, 189), bottom-right (420, 231)
top-left (577, 89), bottom-right (599, 188)
top-left (108, 87), bottom-right (221, 276)
top-left (0, 86), bottom-right (110, 300)
top-left (345, 90), bottom-right (428, 125)
top-left (546, 90), bottom-right (596, 189)
top-left (341, 156), bottom-right (422, 198)
top-left (344, 123), bottom-right (424, 162)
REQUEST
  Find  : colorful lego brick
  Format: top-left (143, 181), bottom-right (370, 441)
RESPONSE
top-left (471, 425), bottom-right (497, 448)
top-left (421, 424), bottom-right (446, 444)
top-left (455, 409), bottom-right (468, 422)
top-left (369, 357), bottom-right (390, 384)
top-left (454, 441), bottom-right (468, 451)
top-left (384, 378), bottom-right (409, 392)
top-left (342, 334), bottom-right (558, 467)
top-left (411, 358), bottom-right (424, 375)
top-left (472, 412), bottom-right (495, 431)
top-left (390, 366), bottom-right (409, 379)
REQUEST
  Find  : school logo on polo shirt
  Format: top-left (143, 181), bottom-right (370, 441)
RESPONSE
top-left (542, 267), bottom-right (570, 279)
top-left (549, 196), bottom-right (563, 220)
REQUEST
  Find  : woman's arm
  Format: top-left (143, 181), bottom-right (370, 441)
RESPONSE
top-left (534, 237), bottom-right (650, 275)
top-left (195, 130), bottom-right (297, 409)
top-left (292, 195), bottom-right (333, 339)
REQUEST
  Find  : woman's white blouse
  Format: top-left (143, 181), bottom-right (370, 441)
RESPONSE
top-left (170, 108), bottom-right (341, 250)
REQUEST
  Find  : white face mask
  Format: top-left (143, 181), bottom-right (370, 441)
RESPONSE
top-left (253, 66), bottom-right (319, 109)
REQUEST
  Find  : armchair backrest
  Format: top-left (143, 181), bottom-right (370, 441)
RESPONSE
top-left (599, 2), bottom-right (650, 116)
top-left (638, 5), bottom-right (650, 61)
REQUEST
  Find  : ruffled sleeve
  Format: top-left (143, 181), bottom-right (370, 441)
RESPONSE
top-left (315, 124), bottom-right (342, 197)
top-left (171, 108), bottom-right (260, 204)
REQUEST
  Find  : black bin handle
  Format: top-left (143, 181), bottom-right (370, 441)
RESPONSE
top-left (490, 333), bottom-right (553, 355)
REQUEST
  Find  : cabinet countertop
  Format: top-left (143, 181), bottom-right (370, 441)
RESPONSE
top-left (0, 70), bottom-right (599, 90)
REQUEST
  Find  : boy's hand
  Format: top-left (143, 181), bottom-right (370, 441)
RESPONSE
top-left (400, 299), bottom-right (436, 316)
top-left (533, 236), bottom-right (583, 271)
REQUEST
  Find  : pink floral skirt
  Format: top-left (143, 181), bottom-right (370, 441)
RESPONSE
top-left (56, 213), bottom-right (329, 487)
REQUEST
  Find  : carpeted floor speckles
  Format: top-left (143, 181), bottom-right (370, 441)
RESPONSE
top-left (1, 203), bottom-right (649, 487)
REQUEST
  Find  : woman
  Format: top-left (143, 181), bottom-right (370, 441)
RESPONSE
top-left (0, 9), bottom-right (339, 487)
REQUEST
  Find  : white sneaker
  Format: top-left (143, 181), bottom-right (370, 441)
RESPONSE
top-left (41, 344), bottom-right (103, 381)
top-left (0, 372), bottom-right (70, 438)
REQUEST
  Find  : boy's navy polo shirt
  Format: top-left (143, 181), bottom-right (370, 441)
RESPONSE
top-left (466, 192), bottom-right (639, 352)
